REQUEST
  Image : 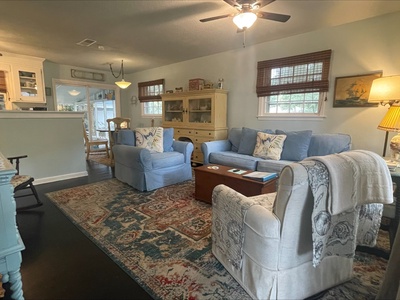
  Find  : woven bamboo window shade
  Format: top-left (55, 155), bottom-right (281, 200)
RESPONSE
top-left (0, 71), bottom-right (7, 93)
top-left (138, 79), bottom-right (165, 103)
top-left (256, 50), bottom-right (332, 97)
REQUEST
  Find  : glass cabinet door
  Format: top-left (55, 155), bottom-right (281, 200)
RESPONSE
top-left (188, 97), bottom-right (212, 125)
top-left (15, 67), bottom-right (44, 102)
top-left (163, 99), bottom-right (184, 124)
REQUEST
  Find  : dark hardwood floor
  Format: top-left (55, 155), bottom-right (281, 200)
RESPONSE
top-left (3, 161), bottom-right (152, 300)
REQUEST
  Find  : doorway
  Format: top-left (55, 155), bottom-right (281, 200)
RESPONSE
top-left (53, 79), bottom-right (120, 141)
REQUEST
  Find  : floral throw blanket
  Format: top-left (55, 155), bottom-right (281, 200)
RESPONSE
top-left (299, 159), bottom-right (384, 267)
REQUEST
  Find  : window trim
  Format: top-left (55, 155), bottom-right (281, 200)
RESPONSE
top-left (141, 101), bottom-right (162, 118)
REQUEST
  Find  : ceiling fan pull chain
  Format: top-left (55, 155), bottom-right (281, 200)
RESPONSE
top-left (243, 30), bottom-right (246, 48)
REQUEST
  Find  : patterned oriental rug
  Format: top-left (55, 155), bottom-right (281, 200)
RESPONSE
top-left (46, 179), bottom-right (389, 300)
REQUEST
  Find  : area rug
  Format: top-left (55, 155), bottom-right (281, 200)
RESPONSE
top-left (46, 179), bottom-right (389, 300)
top-left (88, 152), bottom-right (114, 167)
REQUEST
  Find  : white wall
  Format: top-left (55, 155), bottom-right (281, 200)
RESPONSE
top-left (124, 11), bottom-right (400, 156)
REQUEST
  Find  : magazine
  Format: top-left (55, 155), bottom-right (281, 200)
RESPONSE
top-left (243, 171), bottom-right (278, 182)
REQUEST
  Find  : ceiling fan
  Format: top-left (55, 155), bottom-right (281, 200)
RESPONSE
top-left (200, 0), bottom-right (290, 30)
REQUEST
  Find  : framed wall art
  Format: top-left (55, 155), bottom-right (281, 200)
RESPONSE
top-left (333, 72), bottom-right (382, 107)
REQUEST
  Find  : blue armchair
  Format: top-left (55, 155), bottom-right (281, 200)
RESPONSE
top-left (112, 128), bottom-right (193, 191)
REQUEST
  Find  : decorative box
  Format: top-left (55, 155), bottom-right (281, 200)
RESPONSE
top-left (189, 78), bottom-right (205, 91)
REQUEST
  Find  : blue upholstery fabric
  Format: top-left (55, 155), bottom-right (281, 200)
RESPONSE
top-left (256, 159), bottom-right (294, 173)
top-left (116, 130), bottom-right (135, 146)
top-left (151, 152), bottom-right (184, 169)
top-left (308, 134), bottom-right (351, 157)
top-left (163, 128), bottom-right (174, 152)
top-left (238, 127), bottom-right (274, 155)
top-left (228, 128), bottom-right (243, 152)
top-left (275, 130), bottom-right (312, 161)
top-left (209, 151), bottom-right (262, 170)
top-left (113, 139), bottom-right (193, 191)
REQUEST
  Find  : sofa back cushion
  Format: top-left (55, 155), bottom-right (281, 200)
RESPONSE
top-left (308, 133), bottom-right (351, 157)
top-left (238, 127), bottom-right (274, 155)
top-left (116, 129), bottom-right (135, 146)
top-left (276, 130), bottom-right (313, 161)
top-left (228, 128), bottom-right (243, 152)
top-left (163, 128), bottom-right (174, 152)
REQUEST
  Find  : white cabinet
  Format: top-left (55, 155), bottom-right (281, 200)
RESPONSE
top-left (161, 89), bottom-right (228, 164)
top-left (0, 52), bottom-right (46, 106)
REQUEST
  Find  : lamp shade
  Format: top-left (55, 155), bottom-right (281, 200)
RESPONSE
top-left (377, 103), bottom-right (400, 132)
top-left (368, 75), bottom-right (400, 103)
top-left (68, 89), bottom-right (80, 96)
top-left (233, 12), bottom-right (257, 29)
top-left (115, 79), bottom-right (132, 89)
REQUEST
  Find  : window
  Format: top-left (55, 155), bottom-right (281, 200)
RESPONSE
top-left (256, 50), bottom-right (332, 118)
top-left (138, 79), bottom-right (164, 116)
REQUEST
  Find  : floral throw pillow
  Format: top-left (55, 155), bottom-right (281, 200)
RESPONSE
top-left (135, 127), bottom-right (164, 153)
top-left (253, 132), bottom-right (287, 160)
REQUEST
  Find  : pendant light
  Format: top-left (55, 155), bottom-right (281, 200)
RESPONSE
top-left (109, 60), bottom-right (132, 89)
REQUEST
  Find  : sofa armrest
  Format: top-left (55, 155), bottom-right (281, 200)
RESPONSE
top-left (172, 140), bottom-right (194, 163)
top-left (112, 144), bottom-right (152, 171)
top-left (201, 140), bottom-right (232, 165)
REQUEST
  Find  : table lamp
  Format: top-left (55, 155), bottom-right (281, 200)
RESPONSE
top-left (369, 75), bottom-right (400, 159)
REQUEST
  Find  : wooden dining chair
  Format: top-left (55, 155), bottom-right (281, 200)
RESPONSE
top-left (7, 155), bottom-right (43, 211)
top-left (106, 117), bottom-right (131, 159)
top-left (83, 120), bottom-right (110, 160)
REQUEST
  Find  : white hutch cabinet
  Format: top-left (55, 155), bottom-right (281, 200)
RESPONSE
top-left (161, 89), bottom-right (228, 164)
top-left (0, 52), bottom-right (46, 109)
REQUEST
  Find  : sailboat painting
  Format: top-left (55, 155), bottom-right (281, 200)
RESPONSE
top-left (333, 72), bottom-right (382, 107)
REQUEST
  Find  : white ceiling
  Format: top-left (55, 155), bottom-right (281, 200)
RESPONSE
top-left (1, 0), bottom-right (400, 74)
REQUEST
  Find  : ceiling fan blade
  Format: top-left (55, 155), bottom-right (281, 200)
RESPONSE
top-left (223, 0), bottom-right (240, 9)
top-left (257, 11), bottom-right (291, 22)
top-left (200, 14), bottom-right (233, 23)
top-left (253, 0), bottom-right (275, 9)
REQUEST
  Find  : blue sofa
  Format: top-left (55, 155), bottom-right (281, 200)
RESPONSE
top-left (202, 127), bottom-right (352, 173)
top-left (112, 128), bottom-right (193, 191)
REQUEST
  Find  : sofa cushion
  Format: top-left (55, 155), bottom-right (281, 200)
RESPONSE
top-left (275, 129), bottom-right (312, 161)
top-left (308, 134), bottom-right (351, 157)
top-left (163, 128), bottom-right (174, 152)
top-left (228, 128), bottom-right (243, 152)
top-left (238, 127), bottom-right (274, 155)
top-left (209, 151), bottom-right (263, 170)
top-left (151, 151), bottom-right (184, 169)
top-left (253, 132), bottom-right (287, 160)
top-left (135, 127), bottom-right (164, 153)
top-left (256, 159), bottom-right (294, 173)
top-left (116, 129), bottom-right (135, 146)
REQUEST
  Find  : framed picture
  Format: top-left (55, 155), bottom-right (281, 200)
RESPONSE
top-left (333, 72), bottom-right (382, 107)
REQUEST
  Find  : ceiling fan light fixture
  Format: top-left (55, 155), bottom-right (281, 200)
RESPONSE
top-left (233, 12), bottom-right (257, 29)
top-left (115, 79), bottom-right (132, 89)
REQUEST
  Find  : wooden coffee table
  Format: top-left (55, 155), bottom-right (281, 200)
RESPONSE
top-left (194, 164), bottom-right (278, 204)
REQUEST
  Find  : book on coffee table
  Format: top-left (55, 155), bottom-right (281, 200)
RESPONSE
top-left (243, 171), bottom-right (278, 182)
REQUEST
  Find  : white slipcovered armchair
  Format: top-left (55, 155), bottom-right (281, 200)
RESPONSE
top-left (212, 151), bottom-right (392, 300)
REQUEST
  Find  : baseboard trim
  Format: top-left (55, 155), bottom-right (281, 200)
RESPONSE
top-left (35, 171), bottom-right (88, 185)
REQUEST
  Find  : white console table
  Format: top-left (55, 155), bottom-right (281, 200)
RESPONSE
top-left (0, 152), bottom-right (25, 299)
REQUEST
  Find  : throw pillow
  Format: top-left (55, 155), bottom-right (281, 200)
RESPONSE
top-left (135, 127), bottom-right (164, 153)
top-left (275, 129), bottom-right (313, 161)
top-left (238, 127), bottom-right (274, 155)
top-left (253, 132), bottom-right (287, 160)
top-left (163, 128), bottom-right (174, 152)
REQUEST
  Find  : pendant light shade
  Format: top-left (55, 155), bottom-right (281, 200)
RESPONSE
top-left (233, 12), bottom-right (257, 29)
top-left (115, 79), bottom-right (132, 89)
top-left (109, 60), bottom-right (132, 89)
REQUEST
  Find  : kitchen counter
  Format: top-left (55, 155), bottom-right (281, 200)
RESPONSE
top-left (0, 110), bottom-right (83, 119)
